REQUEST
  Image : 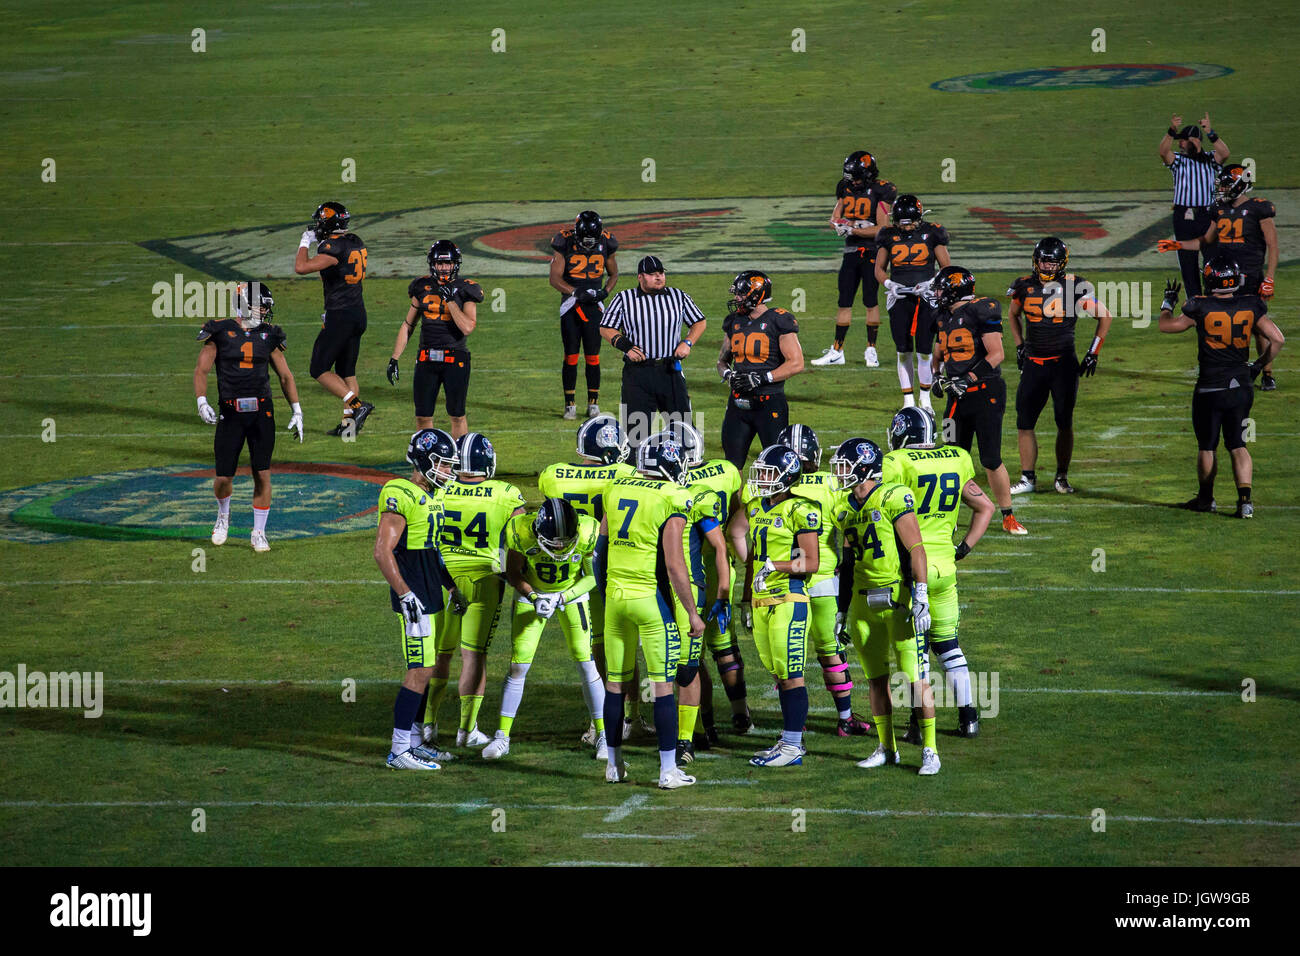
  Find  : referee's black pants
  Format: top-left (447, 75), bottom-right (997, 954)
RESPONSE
top-left (620, 358), bottom-right (692, 446)
top-left (721, 391), bottom-right (789, 471)
top-left (1173, 205), bottom-right (1212, 297)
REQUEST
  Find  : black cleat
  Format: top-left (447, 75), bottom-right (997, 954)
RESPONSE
top-left (837, 714), bottom-right (873, 736)
top-left (1180, 496), bottom-right (1217, 513)
top-left (1235, 501), bottom-right (1254, 519)
top-left (957, 705), bottom-right (980, 738)
top-left (1054, 475), bottom-right (1075, 494)
top-left (900, 711), bottom-right (922, 746)
top-left (731, 710), bottom-right (754, 735)
top-left (328, 421), bottom-right (348, 436)
top-left (1260, 373), bottom-right (1277, 392)
top-left (351, 401), bottom-right (375, 431)
top-left (675, 739), bottom-right (695, 766)
top-left (696, 723), bottom-right (718, 749)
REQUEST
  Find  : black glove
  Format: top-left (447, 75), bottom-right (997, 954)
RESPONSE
top-left (931, 379), bottom-right (946, 400)
top-left (939, 375), bottom-right (969, 399)
top-left (733, 370), bottom-right (766, 395)
top-left (1161, 279), bottom-right (1182, 313)
top-left (387, 358), bottom-right (400, 385)
top-left (573, 287), bottom-right (594, 303)
top-left (1016, 344), bottom-right (1027, 371)
top-left (955, 540), bottom-right (972, 562)
top-left (1248, 360), bottom-right (1265, 381)
top-left (1079, 353), bottom-right (1099, 377)
top-left (589, 287), bottom-right (608, 303)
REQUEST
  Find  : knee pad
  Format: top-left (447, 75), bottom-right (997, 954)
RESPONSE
top-left (675, 663), bottom-right (700, 687)
top-left (508, 661), bottom-right (532, 681)
top-left (822, 657), bottom-right (852, 694)
top-left (712, 646), bottom-right (742, 670)
top-left (585, 354), bottom-right (600, 365)
top-left (931, 636), bottom-right (967, 670)
top-left (564, 353), bottom-right (580, 366)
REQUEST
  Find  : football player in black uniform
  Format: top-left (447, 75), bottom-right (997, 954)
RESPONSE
top-left (931, 267), bottom-right (1027, 535)
top-left (1158, 255), bottom-right (1285, 517)
top-left (874, 196), bottom-right (950, 412)
top-left (550, 210), bottom-right (620, 419)
top-left (193, 282), bottom-right (302, 552)
top-left (294, 201), bottom-right (375, 435)
top-left (388, 240), bottom-right (483, 440)
top-left (1160, 165), bottom-right (1280, 389)
top-left (1007, 237), bottom-right (1113, 495)
top-left (813, 151), bottom-right (896, 368)
top-left (716, 271), bottom-right (805, 470)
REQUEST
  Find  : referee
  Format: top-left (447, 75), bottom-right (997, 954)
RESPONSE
top-left (599, 256), bottom-right (707, 446)
top-left (1158, 112), bottom-right (1230, 296)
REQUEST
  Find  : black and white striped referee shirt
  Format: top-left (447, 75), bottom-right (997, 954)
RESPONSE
top-left (600, 287), bottom-right (705, 359)
top-left (1165, 150), bottom-right (1221, 207)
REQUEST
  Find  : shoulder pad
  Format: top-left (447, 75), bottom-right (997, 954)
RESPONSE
top-left (196, 319), bottom-right (219, 342)
top-left (459, 279), bottom-right (485, 303)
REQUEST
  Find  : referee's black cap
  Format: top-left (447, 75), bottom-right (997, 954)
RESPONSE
top-left (637, 255), bottom-right (665, 274)
top-left (1177, 125), bottom-right (1201, 140)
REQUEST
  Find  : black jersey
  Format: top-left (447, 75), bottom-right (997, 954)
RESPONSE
top-left (550, 228), bottom-right (619, 293)
top-left (723, 307), bottom-right (798, 396)
top-left (937, 296), bottom-right (1002, 381)
top-left (875, 221), bottom-right (950, 285)
top-left (835, 179), bottom-right (897, 252)
top-left (1182, 293), bottom-right (1268, 389)
top-left (198, 319), bottom-right (286, 400)
top-left (316, 232), bottom-right (367, 311)
top-left (407, 276), bottom-right (485, 351)
top-left (1207, 197), bottom-right (1275, 278)
top-left (1007, 273), bottom-right (1096, 357)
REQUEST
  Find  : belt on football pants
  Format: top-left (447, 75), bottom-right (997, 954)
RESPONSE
top-left (1026, 355), bottom-right (1062, 365)
top-left (418, 349), bottom-right (462, 363)
top-left (754, 592), bottom-right (809, 608)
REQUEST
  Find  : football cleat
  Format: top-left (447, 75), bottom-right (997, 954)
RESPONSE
top-left (250, 530), bottom-right (270, 552)
top-left (622, 717), bottom-right (634, 740)
top-left (411, 744), bottom-right (453, 762)
top-left (581, 722), bottom-right (599, 746)
top-left (753, 739), bottom-right (783, 758)
top-left (594, 733), bottom-right (608, 761)
top-left (1260, 373), bottom-right (1277, 392)
top-left (1235, 502), bottom-right (1254, 519)
top-left (1002, 514), bottom-right (1028, 535)
top-left (482, 730), bottom-right (510, 759)
top-left (864, 346), bottom-right (880, 368)
top-left (918, 747), bottom-right (942, 776)
top-left (387, 748), bottom-right (441, 771)
top-left (731, 710), bottom-right (755, 734)
top-left (456, 727), bottom-right (490, 748)
top-left (837, 714), bottom-right (873, 736)
top-left (211, 514), bottom-right (229, 546)
top-left (675, 739), bottom-right (695, 766)
top-left (1181, 496), bottom-right (1217, 513)
top-left (1009, 475), bottom-right (1036, 495)
top-left (697, 723), bottom-right (718, 749)
top-left (901, 711), bottom-right (922, 746)
top-left (812, 347), bottom-right (846, 366)
top-left (328, 421), bottom-right (349, 437)
top-left (586, 403), bottom-right (601, 418)
top-left (658, 767), bottom-right (697, 790)
top-left (749, 742), bottom-right (805, 767)
top-left (957, 705), bottom-right (980, 738)
top-left (1054, 476), bottom-right (1075, 494)
top-left (351, 401), bottom-right (375, 432)
top-left (605, 759), bottom-right (629, 783)
top-left (856, 745), bottom-right (901, 769)
top-left (563, 405), bottom-right (577, 420)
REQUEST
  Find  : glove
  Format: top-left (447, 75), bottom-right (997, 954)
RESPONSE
top-left (387, 358), bottom-right (400, 385)
top-left (1079, 353), bottom-right (1099, 377)
top-left (931, 379), bottom-right (947, 400)
top-left (1016, 344), bottom-right (1027, 371)
top-left (1261, 276), bottom-right (1275, 298)
top-left (832, 220), bottom-right (852, 238)
top-left (834, 610), bottom-right (849, 649)
top-left (741, 600), bottom-right (753, 631)
top-left (286, 402), bottom-right (303, 442)
top-left (397, 591), bottom-right (431, 637)
top-left (1161, 279), bottom-right (1182, 313)
top-left (719, 367), bottom-right (734, 384)
top-left (299, 230), bottom-right (315, 249)
top-left (910, 583), bottom-right (931, 635)
top-left (589, 287), bottom-right (608, 303)
top-left (733, 370), bottom-right (767, 395)
top-left (533, 592), bottom-right (560, 620)
top-left (753, 558), bottom-right (777, 592)
top-left (707, 599), bottom-right (731, 635)
top-left (1248, 360), bottom-right (1266, 382)
top-left (449, 586), bottom-right (468, 615)
top-left (1156, 238), bottom-right (1182, 253)
top-left (938, 375), bottom-right (969, 399)
top-left (197, 396), bottom-right (218, 425)
top-left (955, 540), bottom-right (972, 562)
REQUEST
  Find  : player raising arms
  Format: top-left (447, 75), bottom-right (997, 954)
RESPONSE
top-left (389, 241), bottom-right (483, 440)
top-left (550, 210), bottom-right (620, 419)
top-left (1007, 238), bottom-right (1112, 495)
top-left (931, 266), bottom-right (1027, 535)
top-left (813, 151), bottom-right (896, 368)
top-left (374, 428), bottom-right (466, 769)
top-left (829, 438), bottom-right (938, 775)
top-left (874, 195), bottom-right (950, 411)
top-left (194, 281), bottom-right (303, 552)
top-left (294, 202), bottom-right (375, 436)
top-left (883, 406), bottom-right (996, 738)
top-left (1158, 256), bottom-right (1284, 516)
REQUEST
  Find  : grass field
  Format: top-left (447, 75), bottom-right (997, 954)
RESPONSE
top-left (2, 0), bottom-right (1298, 866)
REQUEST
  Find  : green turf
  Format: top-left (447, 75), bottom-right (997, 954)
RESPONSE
top-left (1, 0), bottom-right (1298, 866)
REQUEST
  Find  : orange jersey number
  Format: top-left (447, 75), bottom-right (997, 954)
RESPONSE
top-left (937, 327), bottom-right (976, 362)
top-left (345, 248), bottom-right (368, 284)
top-left (730, 331), bottom-right (771, 365)
top-left (420, 293), bottom-right (449, 322)
top-left (1215, 218), bottom-right (1244, 244)
top-left (890, 242), bottom-right (930, 267)
top-left (1202, 310), bottom-right (1254, 349)
top-left (566, 253), bottom-right (605, 280)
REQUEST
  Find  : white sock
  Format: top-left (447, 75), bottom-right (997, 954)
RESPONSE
top-left (391, 728), bottom-right (409, 754)
top-left (409, 723), bottom-right (423, 751)
top-left (917, 354), bottom-right (934, 388)
top-left (216, 496), bottom-right (231, 517)
top-left (896, 351), bottom-right (915, 393)
top-left (252, 507), bottom-right (269, 533)
top-left (342, 390), bottom-right (355, 405)
top-left (607, 744), bottom-right (622, 769)
top-left (659, 749), bottom-right (677, 774)
top-left (578, 659), bottom-right (605, 720)
top-left (939, 647), bottom-right (973, 708)
top-left (499, 662), bottom-right (530, 720)
top-left (919, 388), bottom-right (933, 412)
top-left (903, 392), bottom-right (917, 408)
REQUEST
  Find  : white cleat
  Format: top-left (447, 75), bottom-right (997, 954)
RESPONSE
top-left (605, 760), bottom-right (628, 783)
top-left (411, 744), bottom-right (453, 762)
top-left (250, 529), bottom-right (270, 552)
top-left (586, 403), bottom-right (601, 419)
top-left (387, 748), bottom-right (441, 770)
top-left (482, 730), bottom-right (510, 759)
top-left (864, 346), bottom-right (881, 368)
top-left (562, 405), bottom-right (577, 420)
top-left (658, 766), bottom-right (697, 790)
top-left (211, 514), bottom-right (229, 546)
top-left (581, 722), bottom-right (598, 746)
top-left (918, 747), bottom-right (941, 776)
top-left (856, 744), bottom-right (901, 769)
top-left (1009, 476), bottom-right (1036, 495)
top-left (456, 727), bottom-right (491, 748)
top-left (594, 732), bottom-right (608, 761)
top-left (749, 742), bottom-right (805, 767)
top-left (812, 347), bottom-right (846, 366)
top-left (753, 739), bottom-right (783, 758)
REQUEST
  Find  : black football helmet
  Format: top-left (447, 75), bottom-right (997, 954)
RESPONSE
top-left (663, 419), bottom-right (704, 467)
top-left (637, 432), bottom-right (690, 485)
top-left (830, 437), bottom-right (884, 490)
top-left (312, 201), bottom-right (350, 239)
top-left (1032, 236), bottom-right (1070, 282)
top-left (576, 414), bottom-right (630, 465)
top-left (1202, 253), bottom-right (1243, 295)
top-left (891, 194), bottom-right (923, 229)
top-left (427, 240), bottom-right (462, 283)
top-left (729, 270), bottom-right (772, 315)
top-left (407, 428), bottom-right (459, 488)
top-left (887, 406), bottom-right (938, 450)
top-left (748, 444), bottom-right (802, 498)
top-left (457, 432), bottom-right (497, 479)
top-left (534, 497), bottom-right (581, 559)
top-left (842, 150), bottom-right (879, 187)
top-left (777, 424), bottom-right (821, 470)
top-left (234, 281), bottom-right (273, 329)
top-left (933, 266), bottom-right (976, 310)
top-left (1215, 164), bottom-right (1253, 203)
top-left (574, 210), bottom-right (603, 251)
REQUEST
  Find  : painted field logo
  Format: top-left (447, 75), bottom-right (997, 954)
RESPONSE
top-left (933, 63), bottom-right (1232, 92)
top-left (0, 462), bottom-right (400, 543)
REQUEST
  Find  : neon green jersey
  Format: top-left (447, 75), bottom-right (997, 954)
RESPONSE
top-left (437, 477), bottom-right (525, 577)
top-left (744, 493), bottom-right (823, 599)
top-left (682, 459), bottom-right (741, 587)
top-left (604, 475), bottom-right (694, 597)
top-left (791, 471), bottom-right (839, 588)
top-left (378, 477), bottom-right (442, 550)
top-left (830, 481), bottom-right (916, 589)
top-left (538, 461), bottom-right (637, 522)
top-left (505, 511), bottom-right (600, 595)
top-left (882, 445), bottom-right (975, 576)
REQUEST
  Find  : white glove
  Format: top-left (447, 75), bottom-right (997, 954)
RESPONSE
top-left (834, 610), bottom-right (849, 648)
top-left (286, 402), bottom-right (303, 442)
top-left (853, 220), bottom-right (870, 230)
top-left (397, 590), bottom-right (431, 637)
top-left (532, 592), bottom-right (560, 620)
top-left (299, 230), bottom-right (315, 249)
top-left (753, 558), bottom-right (777, 592)
top-left (197, 396), bottom-right (218, 425)
top-left (833, 221), bottom-right (852, 238)
top-left (910, 583), bottom-right (931, 635)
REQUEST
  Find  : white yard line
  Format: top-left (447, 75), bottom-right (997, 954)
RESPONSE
top-left (547, 860), bottom-right (650, 867)
top-left (582, 833), bottom-right (696, 840)
top-left (602, 794), bottom-right (648, 823)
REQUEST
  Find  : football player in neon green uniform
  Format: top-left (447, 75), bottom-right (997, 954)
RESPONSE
top-left (778, 423), bottom-right (872, 737)
top-left (829, 437), bottom-right (939, 775)
top-left (424, 432), bottom-right (525, 749)
top-left (882, 406), bottom-right (995, 738)
top-left (727, 444), bottom-right (821, 768)
top-left (596, 433), bottom-right (704, 790)
top-left (483, 498), bottom-right (605, 759)
top-left (374, 429), bottom-right (466, 769)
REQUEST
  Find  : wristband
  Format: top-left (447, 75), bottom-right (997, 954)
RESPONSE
top-left (526, 590), bottom-right (538, 604)
top-left (299, 234), bottom-right (313, 249)
top-left (1207, 130), bottom-right (1219, 143)
top-left (1087, 335), bottom-right (1104, 357)
top-left (681, 339), bottom-right (693, 350)
top-left (611, 333), bottom-right (635, 354)
top-left (764, 371), bottom-right (774, 383)
top-left (969, 359), bottom-right (993, 378)
top-left (1167, 126), bottom-right (1178, 137)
